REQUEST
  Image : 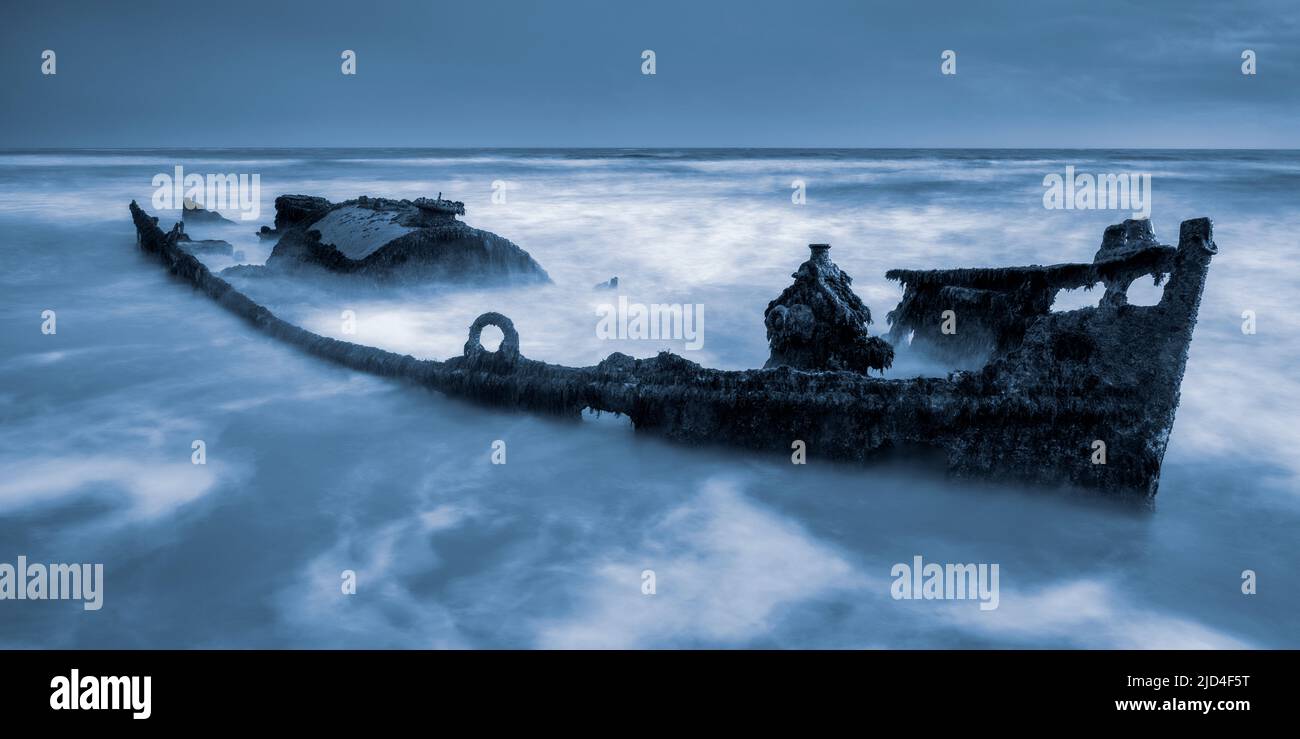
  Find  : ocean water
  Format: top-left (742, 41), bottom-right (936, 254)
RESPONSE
top-left (0, 148), bottom-right (1296, 648)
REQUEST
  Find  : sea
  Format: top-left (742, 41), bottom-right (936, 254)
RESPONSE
top-left (0, 148), bottom-right (1296, 648)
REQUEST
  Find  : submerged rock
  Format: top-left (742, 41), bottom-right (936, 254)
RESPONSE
top-left (251, 194), bottom-right (549, 284)
top-left (272, 194), bottom-right (332, 231)
top-left (594, 276), bottom-right (619, 290)
top-left (167, 222), bottom-right (238, 257)
top-left (764, 244), bottom-right (894, 373)
top-left (181, 198), bottom-right (234, 224)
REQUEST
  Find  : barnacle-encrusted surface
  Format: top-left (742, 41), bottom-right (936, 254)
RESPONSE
top-left (130, 202), bottom-right (1215, 500)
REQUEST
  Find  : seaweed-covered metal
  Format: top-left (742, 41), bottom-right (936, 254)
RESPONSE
top-left (885, 219), bottom-right (1180, 366)
top-left (765, 244), bottom-right (894, 373)
top-left (129, 202), bottom-right (1215, 501)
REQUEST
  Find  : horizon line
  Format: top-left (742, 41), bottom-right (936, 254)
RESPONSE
top-left (2, 146), bottom-right (1298, 152)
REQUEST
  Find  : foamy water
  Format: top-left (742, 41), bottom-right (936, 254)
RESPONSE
top-left (0, 149), bottom-right (1296, 648)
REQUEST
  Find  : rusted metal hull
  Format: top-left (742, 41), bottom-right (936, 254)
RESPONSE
top-left (129, 201), bottom-right (1215, 500)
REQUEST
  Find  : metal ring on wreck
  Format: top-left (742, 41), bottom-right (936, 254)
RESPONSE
top-left (463, 312), bottom-right (521, 360)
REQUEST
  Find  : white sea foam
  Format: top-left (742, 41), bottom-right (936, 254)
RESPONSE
top-left (0, 149), bottom-right (1295, 648)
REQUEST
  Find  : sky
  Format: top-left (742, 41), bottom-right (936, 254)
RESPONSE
top-left (1, 0), bottom-right (1297, 148)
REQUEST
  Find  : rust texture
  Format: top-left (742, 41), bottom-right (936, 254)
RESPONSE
top-left (130, 201), bottom-right (1216, 500)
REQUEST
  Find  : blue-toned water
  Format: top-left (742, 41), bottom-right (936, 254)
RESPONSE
top-left (0, 149), bottom-right (1296, 648)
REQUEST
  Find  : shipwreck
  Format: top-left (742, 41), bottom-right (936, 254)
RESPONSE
top-left (128, 199), bottom-right (1216, 501)
top-left (242, 193), bottom-right (550, 284)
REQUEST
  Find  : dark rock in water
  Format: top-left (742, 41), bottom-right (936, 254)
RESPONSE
top-left (221, 263), bottom-right (271, 278)
top-left (181, 240), bottom-right (237, 256)
top-left (181, 198), bottom-right (234, 224)
top-left (764, 244), bottom-right (894, 374)
top-left (273, 195), bottom-right (333, 230)
top-left (252, 194), bottom-right (549, 284)
top-left (594, 276), bottom-right (619, 290)
top-left (167, 222), bottom-right (234, 256)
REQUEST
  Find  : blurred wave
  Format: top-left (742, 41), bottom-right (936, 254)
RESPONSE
top-left (0, 149), bottom-right (1295, 648)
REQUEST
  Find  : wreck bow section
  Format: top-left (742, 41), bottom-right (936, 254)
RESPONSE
top-left (886, 218), bottom-right (1216, 497)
